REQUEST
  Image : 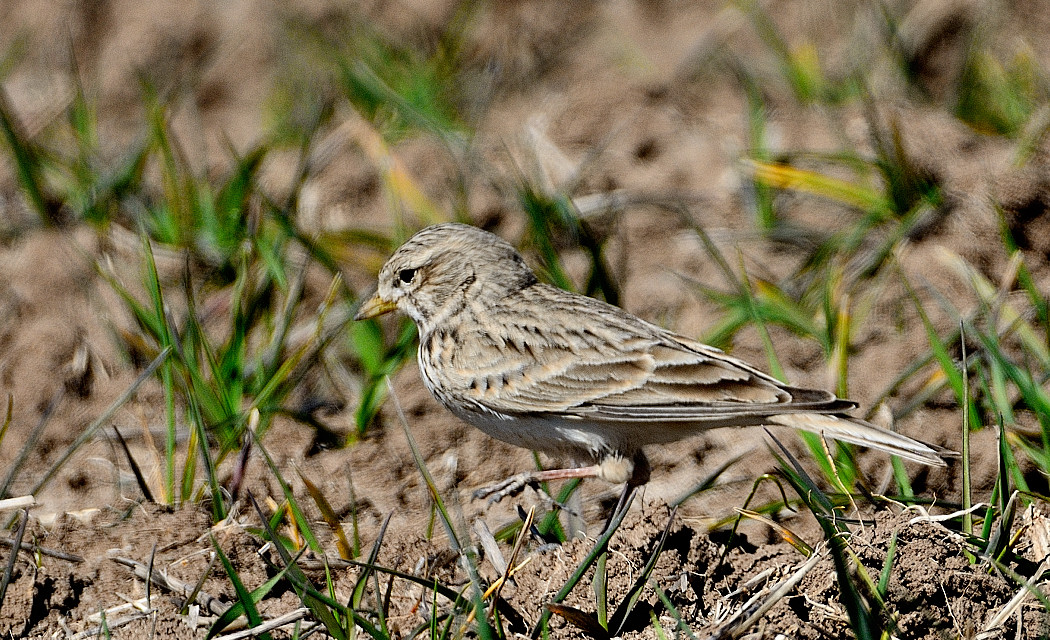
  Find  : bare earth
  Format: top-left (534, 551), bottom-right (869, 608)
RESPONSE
top-left (1, 1), bottom-right (1049, 637)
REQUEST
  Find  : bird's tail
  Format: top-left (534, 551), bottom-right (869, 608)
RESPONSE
top-left (766, 412), bottom-right (952, 466)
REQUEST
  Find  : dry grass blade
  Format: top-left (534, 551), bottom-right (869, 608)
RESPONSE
top-left (743, 159), bottom-right (890, 215)
top-left (547, 603), bottom-right (608, 638)
top-left (71, 609), bottom-right (156, 639)
top-left (473, 519), bottom-right (507, 576)
top-left (981, 560), bottom-right (1048, 637)
top-left (85, 598), bottom-right (153, 625)
top-left (214, 608), bottom-right (313, 640)
top-left (704, 548), bottom-right (825, 640)
top-left (486, 506), bottom-right (534, 618)
top-left (735, 509), bottom-right (814, 556)
top-left (30, 346), bottom-right (172, 497)
top-left (0, 394), bottom-right (12, 448)
top-left (0, 534), bottom-right (82, 563)
top-left (113, 555), bottom-right (230, 617)
top-left (344, 114), bottom-right (445, 227)
top-left (297, 465), bottom-right (353, 560)
top-left (0, 496), bottom-right (34, 512)
top-left (0, 508), bottom-right (28, 613)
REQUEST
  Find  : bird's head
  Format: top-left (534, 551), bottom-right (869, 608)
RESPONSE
top-left (354, 222), bottom-right (537, 334)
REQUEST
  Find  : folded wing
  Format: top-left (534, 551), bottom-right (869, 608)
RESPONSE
top-left (446, 284), bottom-right (946, 466)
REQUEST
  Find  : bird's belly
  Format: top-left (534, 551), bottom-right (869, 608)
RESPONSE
top-left (452, 407), bottom-right (609, 458)
top-left (417, 348), bottom-right (612, 458)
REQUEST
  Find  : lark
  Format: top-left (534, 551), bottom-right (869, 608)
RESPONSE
top-left (356, 223), bottom-right (948, 500)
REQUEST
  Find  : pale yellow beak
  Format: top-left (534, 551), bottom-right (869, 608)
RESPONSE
top-left (354, 291), bottom-right (397, 320)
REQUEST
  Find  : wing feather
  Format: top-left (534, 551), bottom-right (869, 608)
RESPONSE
top-left (440, 283), bottom-right (809, 417)
top-left (423, 282), bottom-right (947, 466)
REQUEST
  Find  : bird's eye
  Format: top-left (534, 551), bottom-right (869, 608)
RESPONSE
top-left (397, 268), bottom-right (417, 285)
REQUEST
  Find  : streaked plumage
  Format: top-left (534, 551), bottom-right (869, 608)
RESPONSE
top-left (356, 223), bottom-right (948, 498)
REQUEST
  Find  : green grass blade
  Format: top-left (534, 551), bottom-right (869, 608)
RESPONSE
top-left (186, 387), bottom-right (226, 521)
top-left (210, 535), bottom-right (270, 640)
top-left (253, 439), bottom-right (321, 552)
top-left (0, 86), bottom-right (53, 222)
top-left (876, 531), bottom-right (898, 599)
top-left (610, 507), bottom-right (678, 636)
top-left (536, 477), bottom-right (582, 542)
top-left (385, 377), bottom-right (463, 552)
top-left (899, 268), bottom-right (981, 431)
top-left (207, 558), bottom-right (294, 637)
top-left (741, 71), bottom-right (777, 230)
top-left (529, 490), bottom-right (636, 639)
top-left (671, 451), bottom-right (746, 507)
top-left (890, 455), bottom-right (914, 499)
top-left (652, 584), bottom-right (698, 640)
top-left (736, 252), bottom-right (785, 381)
top-left (770, 437), bottom-right (879, 639)
top-left (248, 493), bottom-right (349, 640)
top-left (350, 513), bottom-right (391, 611)
top-left (593, 551), bottom-right (608, 631)
top-left (386, 379), bottom-right (496, 639)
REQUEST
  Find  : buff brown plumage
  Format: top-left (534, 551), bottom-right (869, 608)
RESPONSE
top-left (356, 223), bottom-right (949, 500)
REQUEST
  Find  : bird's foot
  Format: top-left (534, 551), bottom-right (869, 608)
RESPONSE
top-left (473, 465), bottom-right (604, 504)
top-left (473, 473), bottom-right (540, 503)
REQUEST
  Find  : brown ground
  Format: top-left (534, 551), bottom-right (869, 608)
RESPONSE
top-left (1, 0), bottom-right (1049, 637)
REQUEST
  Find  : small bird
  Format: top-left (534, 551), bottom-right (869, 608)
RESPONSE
top-left (356, 223), bottom-right (948, 500)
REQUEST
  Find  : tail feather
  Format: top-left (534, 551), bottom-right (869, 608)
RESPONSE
top-left (767, 413), bottom-right (949, 467)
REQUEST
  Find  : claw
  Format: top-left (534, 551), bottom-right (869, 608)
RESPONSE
top-left (473, 465), bottom-right (605, 503)
top-left (473, 473), bottom-right (540, 503)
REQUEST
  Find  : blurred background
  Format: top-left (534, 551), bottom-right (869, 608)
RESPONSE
top-left (3, 0), bottom-right (1050, 530)
top-left (2, 1), bottom-right (1050, 635)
